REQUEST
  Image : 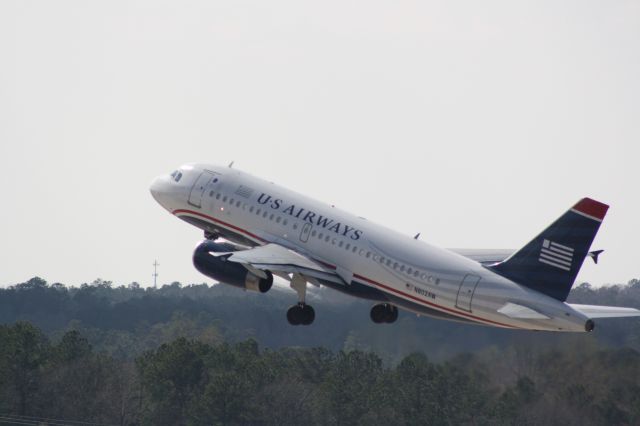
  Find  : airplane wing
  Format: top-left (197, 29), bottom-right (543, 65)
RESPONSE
top-left (213, 243), bottom-right (344, 285)
top-left (449, 249), bottom-right (514, 265)
top-left (567, 304), bottom-right (640, 319)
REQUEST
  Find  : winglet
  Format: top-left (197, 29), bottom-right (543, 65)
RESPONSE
top-left (571, 198), bottom-right (609, 222)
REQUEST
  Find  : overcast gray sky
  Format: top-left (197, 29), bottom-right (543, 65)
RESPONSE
top-left (1, 0), bottom-right (638, 288)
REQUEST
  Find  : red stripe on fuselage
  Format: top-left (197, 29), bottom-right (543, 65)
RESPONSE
top-left (352, 273), bottom-right (514, 328)
top-left (173, 209), bottom-right (267, 243)
top-left (173, 208), bottom-right (516, 329)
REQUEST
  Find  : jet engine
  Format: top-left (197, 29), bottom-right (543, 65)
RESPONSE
top-left (193, 240), bottom-right (273, 293)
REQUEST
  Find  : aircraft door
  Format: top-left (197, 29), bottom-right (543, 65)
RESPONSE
top-left (299, 223), bottom-right (312, 243)
top-left (455, 274), bottom-right (481, 312)
top-left (188, 171), bottom-right (217, 208)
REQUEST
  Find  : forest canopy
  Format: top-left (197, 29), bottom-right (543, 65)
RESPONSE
top-left (0, 277), bottom-right (639, 425)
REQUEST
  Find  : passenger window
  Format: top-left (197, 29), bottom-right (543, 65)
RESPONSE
top-left (366, 251), bottom-right (371, 258)
top-left (209, 191), bottom-right (214, 197)
top-left (213, 178), bottom-right (218, 183)
top-left (311, 230), bottom-right (316, 236)
top-left (407, 267), bottom-right (412, 275)
top-left (293, 224), bottom-right (298, 230)
top-left (420, 273), bottom-right (428, 280)
top-left (325, 235), bottom-right (330, 242)
top-left (386, 259), bottom-right (392, 267)
top-left (283, 219), bottom-right (288, 226)
top-left (338, 241), bottom-right (343, 247)
top-left (175, 172), bottom-right (182, 182)
top-left (223, 196), bottom-right (228, 202)
top-left (318, 233), bottom-right (323, 239)
top-left (400, 265), bottom-right (405, 272)
top-left (276, 216), bottom-right (281, 223)
top-left (256, 208), bottom-right (261, 215)
top-left (216, 194), bottom-right (221, 200)
top-left (353, 246), bottom-right (358, 253)
top-left (263, 212), bottom-right (268, 218)
top-left (270, 214), bottom-right (274, 221)
top-left (236, 201), bottom-right (241, 207)
top-left (230, 198), bottom-right (235, 204)
top-left (345, 243), bottom-right (350, 250)
top-left (393, 262), bottom-right (398, 270)
top-left (414, 270), bottom-right (419, 278)
top-left (250, 206), bottom-right (254, 212)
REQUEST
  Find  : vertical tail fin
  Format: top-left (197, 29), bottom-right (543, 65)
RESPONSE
top-left (489, 198), bottom-right (609, 301)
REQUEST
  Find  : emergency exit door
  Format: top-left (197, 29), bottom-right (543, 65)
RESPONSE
top-left (299, 223), bottom-right (312, 242)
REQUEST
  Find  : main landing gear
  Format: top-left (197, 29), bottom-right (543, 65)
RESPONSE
top-left (370, 303), bottom-right (398, 324)
top-left (287, 303), bottom-right (315, 326)
top-left (287, 273), bottom-right (315, 326)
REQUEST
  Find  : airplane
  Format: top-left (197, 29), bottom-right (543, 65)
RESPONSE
top-left (150, 163), bottom-right (640, 332)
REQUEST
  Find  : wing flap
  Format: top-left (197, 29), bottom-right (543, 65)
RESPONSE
top-left (567, 303), bottom-right (640, 319)
top-left (222, 243), bottom-right (344, 285)
top-left (228, 243), bottom-right (325, 270)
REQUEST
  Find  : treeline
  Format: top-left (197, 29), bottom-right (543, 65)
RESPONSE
top-left (1, 277), bottom-right (639, 363)
top-left (1, 321), bottom-right (639, 425)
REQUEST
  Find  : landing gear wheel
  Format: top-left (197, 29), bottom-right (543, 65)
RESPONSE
top-left (370, 304), bottom-right (387, 324)
top-left (287, 305), bottom-right (301, 326)
top-left (370, 304), bottom-right (398, 324)
top-left (301, 304), bottom-right (315, 325)
top-left (385, 305), bottom-right (398, 323)
top-left (286, 303), bottom-right (315, 326)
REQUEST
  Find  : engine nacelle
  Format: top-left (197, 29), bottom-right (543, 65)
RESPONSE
top-left (193, 240), bottom-right (273, 293)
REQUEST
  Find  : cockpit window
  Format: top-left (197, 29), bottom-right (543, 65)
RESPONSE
top-left (170, 170), bottom-right (182, 182)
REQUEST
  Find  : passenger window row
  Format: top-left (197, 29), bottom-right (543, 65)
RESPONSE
top-left (209, 189), bottom-right (438, 285)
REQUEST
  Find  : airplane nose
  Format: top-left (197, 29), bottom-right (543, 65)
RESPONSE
top-left (149, 177), bottom-right (163, 201)
top-left (150, 175), bottom-right (170, 206)
top-left (150, 170), bottom-right (185, 211)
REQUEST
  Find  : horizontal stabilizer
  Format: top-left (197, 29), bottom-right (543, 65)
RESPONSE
top-left (498, 302), bottom-right (550, 319)
top-left (588, 250), bottom-right (604, 264)
top-left (568, 304), bottom-right (640, 319)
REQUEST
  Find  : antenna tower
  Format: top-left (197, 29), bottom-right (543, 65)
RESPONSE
top-left (152, 260), bottom-right (159, 288)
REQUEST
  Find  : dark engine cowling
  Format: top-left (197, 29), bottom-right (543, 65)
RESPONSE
top-left (193, 240), bottom-right (273, 293)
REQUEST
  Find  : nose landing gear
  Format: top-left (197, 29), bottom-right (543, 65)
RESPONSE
top-left (370, 303), bottom-right (398, 324)
top-left (204, 230), bottom-right (219, 240)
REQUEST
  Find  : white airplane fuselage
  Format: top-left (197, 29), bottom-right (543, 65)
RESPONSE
top-left (151, 163), bottom-right (596, 332)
